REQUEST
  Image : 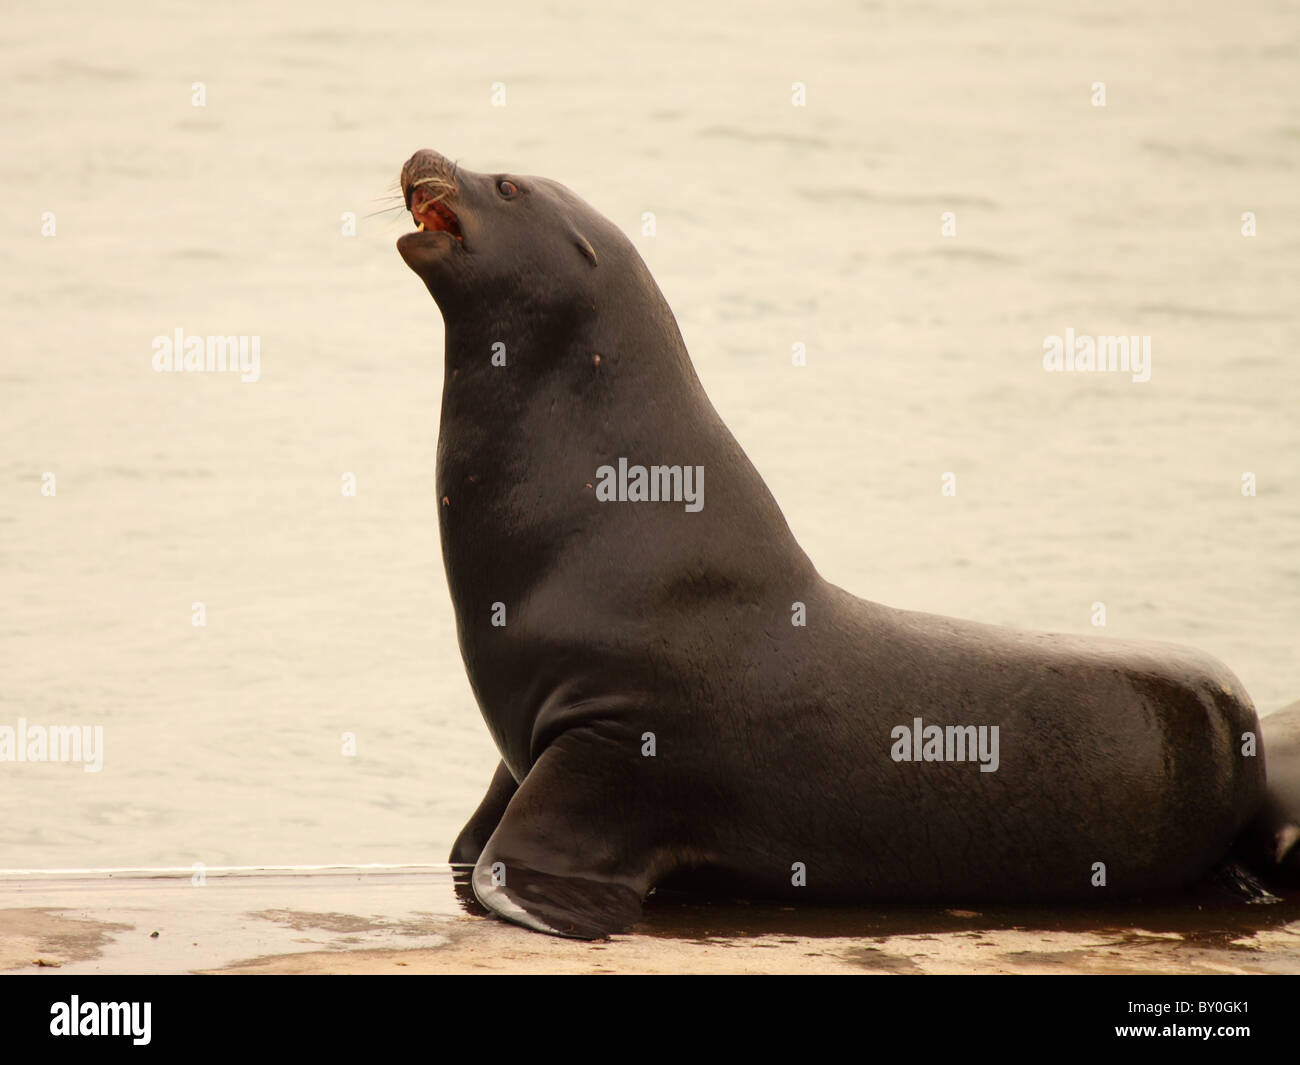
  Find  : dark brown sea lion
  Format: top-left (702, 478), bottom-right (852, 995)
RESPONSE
top-left (396, 148), bottom-right (1293, 938)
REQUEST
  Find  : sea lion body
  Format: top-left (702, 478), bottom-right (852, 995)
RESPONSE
top-left (398, 149), bottom-right (1286, 937)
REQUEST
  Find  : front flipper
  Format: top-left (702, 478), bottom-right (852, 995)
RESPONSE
top-left (449, 759), bottom-right (519, 865)
top-left (471, 733), bottom-right (656, 939)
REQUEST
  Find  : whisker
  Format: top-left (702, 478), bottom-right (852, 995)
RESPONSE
top-left (409, 176), bottom-right (455, 192)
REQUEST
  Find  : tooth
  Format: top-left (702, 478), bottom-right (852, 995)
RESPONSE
top-left (417, 222), bottom-right (425, 231)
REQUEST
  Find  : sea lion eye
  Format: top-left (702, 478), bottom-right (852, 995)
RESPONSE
top-left (497, 179), bottom-right (518, 198)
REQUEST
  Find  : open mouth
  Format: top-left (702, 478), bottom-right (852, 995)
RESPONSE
top-left (408, 182), bottom-right (463, 241)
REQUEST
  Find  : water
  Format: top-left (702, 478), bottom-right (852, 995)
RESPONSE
top-left (1, 0), bottom-right (1297, 869)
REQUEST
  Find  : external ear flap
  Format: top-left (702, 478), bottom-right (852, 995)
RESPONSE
top-left (572, 231), bottom-right (598, 266)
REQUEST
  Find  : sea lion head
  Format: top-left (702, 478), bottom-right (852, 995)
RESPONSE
top-left (396, 149), bottom-right (606, 324)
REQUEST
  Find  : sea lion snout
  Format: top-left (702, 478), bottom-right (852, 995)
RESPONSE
top-left (399, 149), bottom-right (463, 240)
top-left (400, 148), bottom-right (456, 203)
top-left (397, 149), bottom-right (467, 277)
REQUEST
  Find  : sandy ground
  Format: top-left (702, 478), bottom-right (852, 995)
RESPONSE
top-left (2, 868), bottom-right (1297, 975)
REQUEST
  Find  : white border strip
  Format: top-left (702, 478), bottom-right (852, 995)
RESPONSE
top-left (0, 863), bottom-right (446, 876)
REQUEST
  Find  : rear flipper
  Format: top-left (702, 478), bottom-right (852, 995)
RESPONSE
top-left (1237, 701), bottom-right (1300, 885)
top-left (1239, 796), bottom-right (1300, 883)
top-left (1211, 858), bottom-right (1280, 903)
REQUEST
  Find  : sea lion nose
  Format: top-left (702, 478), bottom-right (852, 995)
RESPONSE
top-left (402, 149), bottom-right (450, 183)
top-left (401, 149), bottom-right (455, 209)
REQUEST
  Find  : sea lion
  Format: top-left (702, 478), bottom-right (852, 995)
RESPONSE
top-left (396, 148), bottom-right (1296, 938)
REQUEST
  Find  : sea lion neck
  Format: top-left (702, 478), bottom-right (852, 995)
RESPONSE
top-left (437, 260), bottom-right (695, 390)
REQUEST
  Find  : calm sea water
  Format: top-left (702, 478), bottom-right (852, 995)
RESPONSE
top-left (2, 0), bottom-right (1297, 868)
